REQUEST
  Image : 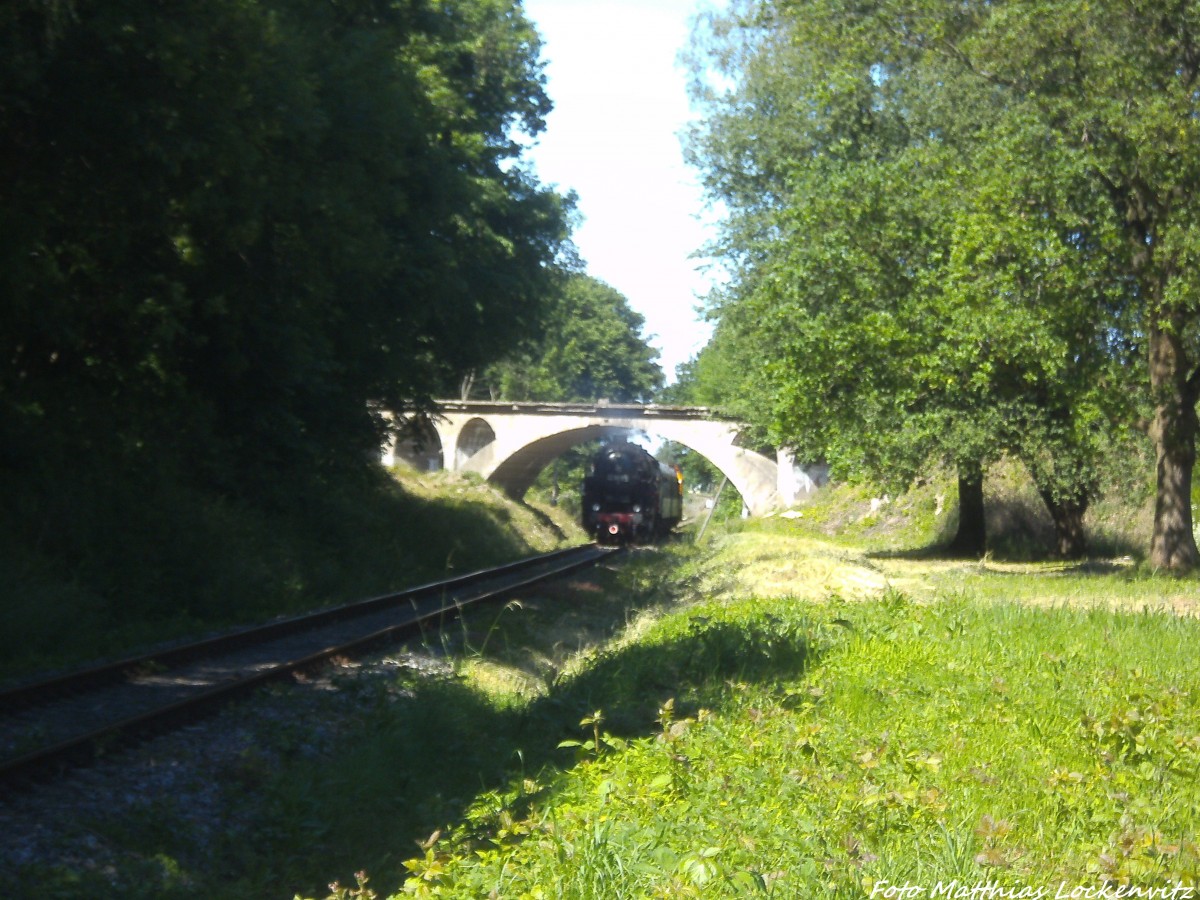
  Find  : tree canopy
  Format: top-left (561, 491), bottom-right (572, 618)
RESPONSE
top-left (0, 0), bottom-right (569, 482)
top-left (476, 272), bottom-right (664, 403)
top-left (684, 0), bottom-right (1198, 565)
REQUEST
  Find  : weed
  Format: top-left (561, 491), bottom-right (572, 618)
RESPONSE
top-left (558, 710), bottom-right (627, 760)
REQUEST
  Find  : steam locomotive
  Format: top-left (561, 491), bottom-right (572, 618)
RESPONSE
top-left (582, 441), bottom-right (683, 544)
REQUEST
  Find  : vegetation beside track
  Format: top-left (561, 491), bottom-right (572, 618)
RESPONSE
top-left (235, 473), bottom-right (1199, 900)
top-left (359, 518), bottom-right (1199, 898)
top-left (0, 464), bottom-right (582, 683)
top-left (12, 471), bottom-right (1200, 899)
top-left (393, 606), bottom-right (1199, 897)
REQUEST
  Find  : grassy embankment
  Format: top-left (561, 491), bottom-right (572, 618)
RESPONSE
top-left (0, 465), bottom-right (581, 682)
top-left (386, 555), bottom-right (1199, 896)
top-left (341, 471), bottom-right (1199, 898)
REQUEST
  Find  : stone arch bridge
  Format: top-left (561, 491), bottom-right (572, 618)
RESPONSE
top-left (383, 401), bottom-right (813, 516)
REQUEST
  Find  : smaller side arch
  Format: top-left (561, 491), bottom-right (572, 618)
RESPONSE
top-left (388, 416), bottom-right (444, 472)
top-left (456, 417), bottom-right (497, 469)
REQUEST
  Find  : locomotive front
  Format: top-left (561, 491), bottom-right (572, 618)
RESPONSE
top-left (581, 442), bottom-right (682, 544)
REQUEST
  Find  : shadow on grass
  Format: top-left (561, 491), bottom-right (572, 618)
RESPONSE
top-left (517, 499), bottom-right (573, 544)
top-left (225, 590), bottom-right (812, 899)
top-left (865, 544), bottom-right (967, 562)
top-left (865, 542), bottom-right (1145, 570)
top-left (864, 491), bottom-right (1144, 566)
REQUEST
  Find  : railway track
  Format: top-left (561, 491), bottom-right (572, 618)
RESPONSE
top-left (0, 544), bottom-right (615, 787)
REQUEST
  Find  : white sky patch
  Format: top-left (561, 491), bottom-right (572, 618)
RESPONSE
top-left (522, 0), bottom-right (723, 383)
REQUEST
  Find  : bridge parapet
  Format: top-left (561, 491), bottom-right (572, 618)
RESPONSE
top-left (433, 400), bottom-right (727, 421)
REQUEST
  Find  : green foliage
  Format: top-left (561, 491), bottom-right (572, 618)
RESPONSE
top-left (399, 588), bottom-right (1200, 897)
top-left (655, 441), bottom-right (714, 496)
top-left (556, 710), bottom-right (626, 761)
top-left (770, 473), bottom-right (953, 551)
top-left (2, 0), bottom-right (568, 470)
top-left (682, 0), bottom-right (1200, 563)
top-left (0, 0), bottom-right (578, 661)
top-left (525, 444), bottom-right (595, 518)
top-left (302, 871), bottom-right (376, 900)
top-left (548, 601), bottom-right (812, 734)
top-left (660, 323), bottom-right (768, 449)
top-left (478, 272), bottom-right (664, 403)
top-left (0, 461), bottom-right (582, 681)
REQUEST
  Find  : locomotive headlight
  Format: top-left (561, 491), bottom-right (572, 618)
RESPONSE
top-left (592, 503), bottom-right (601, 512)
top-left (632, 504), bottom-right (641, 513)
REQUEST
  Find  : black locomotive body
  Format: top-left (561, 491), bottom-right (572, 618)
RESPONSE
top-left (581, 442), bottom-right (683, 544)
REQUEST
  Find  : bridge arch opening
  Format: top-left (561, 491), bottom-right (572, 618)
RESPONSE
top-left (484, 424), bottom-right (754, 519)
top-left (487, 425), bottom-right (634, 500)
top-left (456, 417), bottom-right (497, 468)
top-left (388, 416), bottom-right (444, 472)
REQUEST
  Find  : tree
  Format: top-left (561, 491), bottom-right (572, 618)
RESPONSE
top-left (479, 272), bottom-right (664, 403)
top-left (903, 0), bottom-right (1200, 568)
top-left (0, 0), bottom-right (570, 484)
top-left (661, 322), bottom-right (751, 409)
top-left (683, 0), bottom-right (1153, 560)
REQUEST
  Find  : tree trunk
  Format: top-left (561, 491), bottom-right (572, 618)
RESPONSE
top-left (1036, 487), bottom-right (1089, 559)
top-left (1148, 322), bottom-right (1200, 571)
top-left (1117, 194), bottom-right (1200, 571)
top-left (947, 462), bottom-right (987, 557)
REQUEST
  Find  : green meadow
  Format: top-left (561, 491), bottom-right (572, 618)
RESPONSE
top-left (375, 533), bottom-right (1200, 899)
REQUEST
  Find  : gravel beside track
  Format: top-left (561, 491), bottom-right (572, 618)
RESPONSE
top-left (0, 545), bottom-right (608, 783)
top-left (0, 649), bottom-right (443, 893)
top-left (0, 546), bottom-right (616, 895)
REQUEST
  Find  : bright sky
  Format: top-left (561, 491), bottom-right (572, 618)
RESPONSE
top-left (521, 0), bottom-right (722, 384)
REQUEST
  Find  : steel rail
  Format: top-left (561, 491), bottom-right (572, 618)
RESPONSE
top-left (0, 544), bottom-right (589, 714)
top-left (0, 544), bottom-right (614, 786)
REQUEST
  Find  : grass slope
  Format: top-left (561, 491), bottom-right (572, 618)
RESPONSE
top-left (404, 592), bottom-right (1199, 896)
top-left (0, 466), bottom-right (582, 682)
top-left (361, 514), bottom-right (1200, 899)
